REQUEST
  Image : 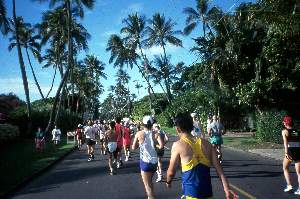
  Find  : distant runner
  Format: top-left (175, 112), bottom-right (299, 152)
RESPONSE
top-left (166, 112), bottom-right (238, 199)
top-left (208, 115), bottom-right (225, 163)
top-left (282, 116), bottom-right (300, 195)
top-left (123, 121), bottom-right (132, 162)
top-left (51, 125), bottom-right (61, 145)
top-left (132, 116), bottom-right (163, 199)
top-left (115, 117), bottom-right (124, 168)
top-left (84, 121), bottom-right (97, 162)
top-left (76, 124), bottom-right (83, 149)
top-left (106, 121), bottom-right (118, 175)
top-left (191, 113), bottom-right (204, 139)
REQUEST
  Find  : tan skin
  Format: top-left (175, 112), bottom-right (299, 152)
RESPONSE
top-left (282, 122), bottom-right (300, 188)
top-left (106, 127), bottom-right (118, 172)
top-left (154, 127), bottom-right (166, 179)
top-left (166, 126), bottom-right (238, 199)
top-left (132, 126), bottom-right (163, 199)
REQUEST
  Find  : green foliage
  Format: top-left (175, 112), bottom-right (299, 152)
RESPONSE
top-left (155, 112), bottom-right (172, 127)
top-left (0, 124), bottom-right (20, 143)
top-left (9, 103), bottom-right (81, 138)
top-left (255, 109), bottom-right (287, 143)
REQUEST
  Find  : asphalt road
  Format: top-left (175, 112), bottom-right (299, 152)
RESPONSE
top-left (10, 137), bottom-right (300, 199)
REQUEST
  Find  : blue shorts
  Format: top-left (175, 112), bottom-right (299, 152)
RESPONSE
top-left (140, 160), bottom-right (157, 172)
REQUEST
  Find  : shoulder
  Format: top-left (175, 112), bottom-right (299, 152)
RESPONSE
top-left (282, 129), bottom-right (288, 136)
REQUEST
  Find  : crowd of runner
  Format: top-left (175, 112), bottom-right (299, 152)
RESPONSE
top-left (70, 113), bottom-right (238, 199)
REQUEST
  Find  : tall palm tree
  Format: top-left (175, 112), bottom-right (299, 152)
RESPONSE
top-left (34, 0), bottom-right (94, 132)
top-left (0, 0), bottom-right (9, 35)
top-left (8, 17), bottom-right (45, 99)
top-left (183, 0), bottom-right (210, 37)
top-left (145, 13), bottom-right (182, 101)
top-left (11, 0), bottom-right (32, 132)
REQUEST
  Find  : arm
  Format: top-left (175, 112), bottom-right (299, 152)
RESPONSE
top-left (132, 131), bottom-right (140, 150)
top-left (282, 130), bottom-right (292, 160)
top-left (166, 142), bottom-right (180, 188)
top-left (157, 133), bottom-right (164, 149)
top-left (211, 145), bottom-right (238, 199)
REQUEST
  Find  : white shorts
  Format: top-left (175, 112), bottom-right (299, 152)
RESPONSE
top-left (107, 142), bottom-right (117, 153)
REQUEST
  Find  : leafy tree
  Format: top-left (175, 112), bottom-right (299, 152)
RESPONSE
top-left (0, 0), bottom-right (9, 36)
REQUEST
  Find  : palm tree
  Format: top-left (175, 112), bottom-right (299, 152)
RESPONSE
top-left (34, 0), bottom-right (94, 132)
top-left (183, 0), bottom-right (211, 37)
top-left (0, 0), bottom-right (9, 35)
top-left (145, 13), bottom-right (182, 101)
top-left (8, 17), bottom-right (45, 99)
top-left (11, 0), bottom-right (32, 132)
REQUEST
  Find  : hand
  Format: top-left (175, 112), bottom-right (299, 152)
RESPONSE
top-left (166, 182), bottom-right (171, 188)
top-left (225, 189), bottom-right (239, 199)
top-left (285, 153), bottom-right (292, 161)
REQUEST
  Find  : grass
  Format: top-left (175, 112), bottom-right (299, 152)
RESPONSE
top-left (0, 136), bottom-right (75, 195)
top-left (223, 136), bottom-right (283, 150)
top-left (161, 126), bottom-right (177, 136)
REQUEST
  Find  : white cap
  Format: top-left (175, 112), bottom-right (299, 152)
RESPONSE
top-left (143, 115), bottom-right (154, 125)
top-left (153, 123), bottom-right (160, 129)
top-left (191, 113), bottom-right (196, 117)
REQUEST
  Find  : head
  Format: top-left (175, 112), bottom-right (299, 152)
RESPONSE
top-left (88, 121), bottom-right (93, 126)
top-left (153, 123), bottom-right (161, 131)
top-left (38, 127), bottom-right (42, 132)
top-left (115, 117), bottom-right (121, 124)
top-left (173, 112), bottom-right (194, 135)
top-left (143, 115), bottom-right (154, 130)
top-left (54, 125), bottom-right (57, 129)
top-left (109, 121), bottom-right (116, 130)
top-left (213, 115), bottom-right (218, 121)
top-left (283, 115), bottom-right (293, 127)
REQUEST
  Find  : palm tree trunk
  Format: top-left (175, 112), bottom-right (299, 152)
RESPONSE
top-left (46, 65), bottom-right (57, 98)
top-left (12, 0), bottom-right (32, 133)
top-left (54, 87), bottom-right (65, 126)
top-left (25, 48), bottom-right (45, 99)
top-left (161, 43), bottom-right (172, 102)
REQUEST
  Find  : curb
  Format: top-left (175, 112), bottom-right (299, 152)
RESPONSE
top-left (1, 145), bottom-right (76, 198)
top-left (223, 145), bottom-right (282, 162)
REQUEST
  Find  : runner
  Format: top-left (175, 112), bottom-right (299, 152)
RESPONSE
top-left (166, 112), bottom-right (238, 199)
top-left (282, 115), bottom-right (300, 195)
top-left (76, 124), bottom-right (83, 149)
top-left (191, 113), bottom-right (204, 139)
top-left (132, 116), bottom-right (163, 199)
top-left (115, 117), bottom-right (124, 168)
top-left (153, 123), bottom-right (168, 183)
top-left (84, 121), bottom-right (97, 162)
top-left (123, 121), bottom-right (132, 162)
top-left (105, 121), bottom-right (118, 175)
top-left (208, 115), bottom-right (225, 163)
top-left (51, 125), bottom-right (61, 145)
top-left (99, 120), bottom-right (107, 155)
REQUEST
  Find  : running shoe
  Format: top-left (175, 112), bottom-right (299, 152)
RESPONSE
top-left (294, 188), bottom-right (300, 195)
top-left (88, 158), bottom-right (92, 162)
top-left (156, 176), bottom-right (162, 182)
top-left (120, 160), bottom-right (123, 166)
top-left (284, 185), bottom-right (293, 192)
top-left (117, 162), bottom-right (120, 169)
top-left (125, 157), bottom-right (129, 162)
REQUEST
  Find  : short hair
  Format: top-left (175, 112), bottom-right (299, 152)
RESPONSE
top-left (283, 115), bottom-right (293, 126)
top-left (115, 117), bottom-right (121, 124)
top-left (173, 112), bottom-right (194, 133)
top-left (110, 121), bottom-right (116, 129)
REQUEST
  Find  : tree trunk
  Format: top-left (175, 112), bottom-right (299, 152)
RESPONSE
top-left (13, 0), bottom-right (32, 133)
top-left (54, 87), bottom-right (65, 126)
top-left (161, 43), bottom-right (172, 102)
top-left (25, 48), bottom-right (45, 99)
top-left (46, 65), bottom-right (57, 98)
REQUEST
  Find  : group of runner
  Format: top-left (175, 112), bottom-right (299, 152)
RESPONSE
top-left (72, 113), bottom-right (238, 199)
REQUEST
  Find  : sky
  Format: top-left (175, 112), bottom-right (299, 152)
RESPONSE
top-left (0, 0), bottom-right (255, 103)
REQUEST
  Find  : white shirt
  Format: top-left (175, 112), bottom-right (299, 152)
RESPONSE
top-left (52, 128), bottom-right (61, 140)
top-left (84, 126), bottom-right (96, 140)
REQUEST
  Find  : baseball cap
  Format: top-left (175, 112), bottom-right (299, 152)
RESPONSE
top-left (143, 115), bottom-right (154, 125)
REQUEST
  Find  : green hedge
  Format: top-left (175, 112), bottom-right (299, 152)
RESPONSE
top-left (9, 106), bottom-right (81, 138)
top-left (255, 109), bottom-right (287, 144)
top-left (0, 124), bottom-right (20, 143)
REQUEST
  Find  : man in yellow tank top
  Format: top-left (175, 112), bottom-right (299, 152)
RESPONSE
top-left (166, 112), bottom-right (238, 199)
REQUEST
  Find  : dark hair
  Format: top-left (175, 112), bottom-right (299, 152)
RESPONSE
top-left (110, 121), bottom-right (116, 129)
top-left (115, 117), bottom-right (121, 124)
top-left (173, 112), bottom-right (194, 133)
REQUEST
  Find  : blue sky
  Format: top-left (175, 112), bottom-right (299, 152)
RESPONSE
top-left (0, 0), bottom-right (254, 102)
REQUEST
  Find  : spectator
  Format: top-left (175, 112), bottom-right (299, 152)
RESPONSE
top-left (35, 127), bottom-right (45, 151)
top-left (51, 126), bottom-right (61, 145)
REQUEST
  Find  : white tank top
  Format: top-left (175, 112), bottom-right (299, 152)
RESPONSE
top-left (140, 130), bottom-right (158, 164)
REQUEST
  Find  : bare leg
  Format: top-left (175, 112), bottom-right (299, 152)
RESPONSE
top-left (283, 158), bottom-right (292, 186)
top-left (295, 162), bottom-right (300, 189)
top-left (141, 171), bottom-right (155, 199)
top-left (108, 153), bottom-right (114, 174)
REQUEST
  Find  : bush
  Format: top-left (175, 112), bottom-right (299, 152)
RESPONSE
top-left (255, 109), bottom-right (287, 144)
top-left (0, 124), bottom-right (20, 143)
top-left (9, 106), bottom-right (82, 138)
top-left (155, 112), bottom-right (173, 127)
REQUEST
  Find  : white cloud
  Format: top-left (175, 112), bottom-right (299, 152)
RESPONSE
top-left (117, 3), bottom-right (144, 24)
top-left (145, 44), bottom-right (180, 57)
top-left (0, 77), bottom-right (58, 101)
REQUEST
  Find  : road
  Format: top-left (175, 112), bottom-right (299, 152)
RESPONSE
top-left (11, 137), bottom-right (299, 199)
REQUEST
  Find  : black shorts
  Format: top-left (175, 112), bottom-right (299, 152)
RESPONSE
top-left (86, 139), bottom-right (96, 146)
top-left (288, 147), bottom-right (300, 162)
top-left (115, 146), bottom-right (122, 153)
top-left (156, 148), bottom-right (164, 157)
